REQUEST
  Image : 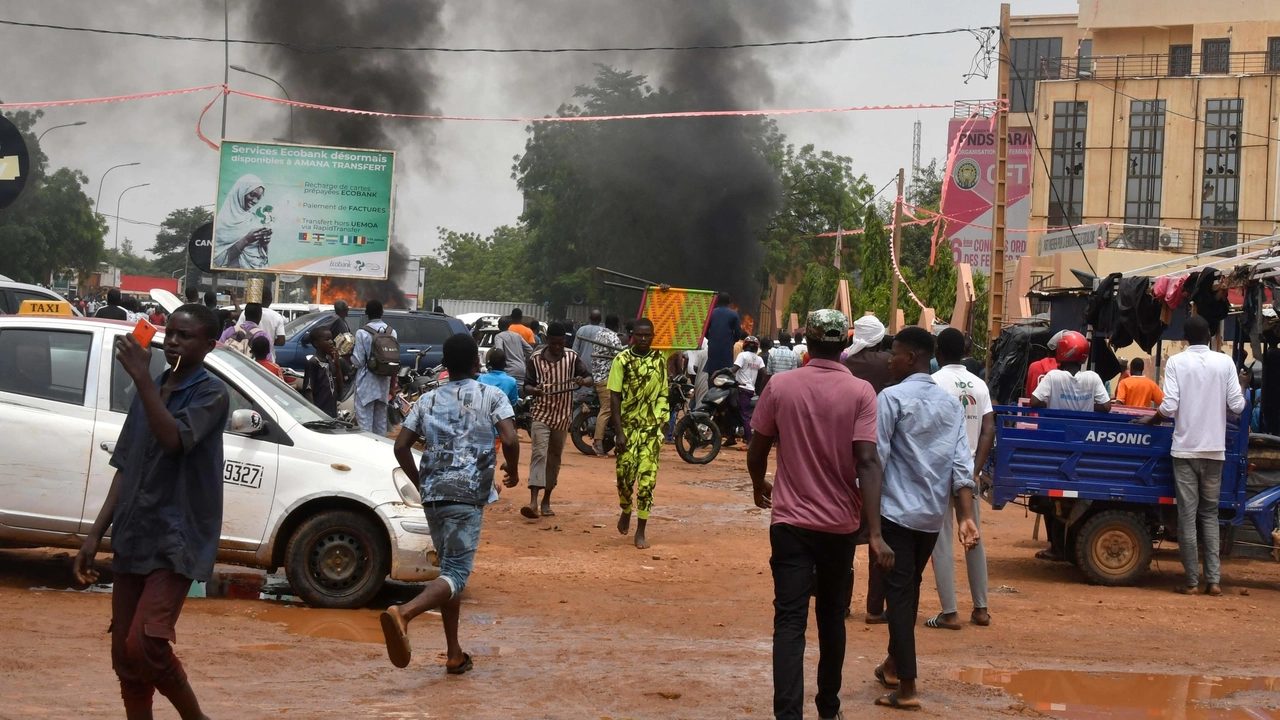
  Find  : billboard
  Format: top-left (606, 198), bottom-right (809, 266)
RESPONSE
top-left (212, 140), bottom-right (395, 279)
top-left (939, 117), bottom-right (1031, 273)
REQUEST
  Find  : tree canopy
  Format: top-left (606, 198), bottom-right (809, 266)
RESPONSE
top-left (421, 225), bottom-right (533, 302)
top-left (0, 109), bottom-right (105, 283)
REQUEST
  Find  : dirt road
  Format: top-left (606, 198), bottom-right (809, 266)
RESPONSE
top-left (3, 443), bottom-right (1280, 718)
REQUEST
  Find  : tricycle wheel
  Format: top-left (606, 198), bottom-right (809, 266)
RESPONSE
top-left (1075, 510), bottom-right (1152, 586)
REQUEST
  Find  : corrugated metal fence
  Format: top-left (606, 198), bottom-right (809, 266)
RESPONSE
top-left (433, 299), bottom-right (600, 325)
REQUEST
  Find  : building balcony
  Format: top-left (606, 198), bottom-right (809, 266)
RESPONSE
top-left (1043, 50), bottom-right (1280, 81)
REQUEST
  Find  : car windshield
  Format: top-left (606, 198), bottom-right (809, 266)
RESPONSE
top-left (211, 347), bottom-right (332, 425)
top-left (284, 312), bottom-right (327, 340)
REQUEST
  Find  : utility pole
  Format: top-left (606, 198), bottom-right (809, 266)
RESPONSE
top-left (988, 2), bottom-right (1011, 366)
top-left (220, 0), bottom-right (229, 141)
top-left (889, 167), bottom-right (905, 332)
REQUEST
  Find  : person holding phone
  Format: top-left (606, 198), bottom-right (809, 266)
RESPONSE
top-left (213, 174), bottom-right (271, 269)
top-left (73, 303), bottom-right (229, 720)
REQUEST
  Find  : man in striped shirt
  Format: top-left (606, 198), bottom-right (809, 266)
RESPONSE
top-left (522, 322), bottom-right (592, 519)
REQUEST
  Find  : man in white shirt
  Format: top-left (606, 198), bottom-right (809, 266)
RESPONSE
top-left (731, 336), bottom-right (766, 446)
top-left (928, 329), bottom-right (994, 630)
top-left (687, 338), bottom-right (709, 405)
top-left (1142, 316), bottom-right (1246, 596)
top-left (1029, 331), bottom-right (1111, 413)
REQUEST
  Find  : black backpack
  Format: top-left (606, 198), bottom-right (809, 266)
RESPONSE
top-left (361, 323), bottom-right (401, 377)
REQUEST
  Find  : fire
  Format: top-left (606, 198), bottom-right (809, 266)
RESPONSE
top-left (316, 277), bottom-right (360, 306)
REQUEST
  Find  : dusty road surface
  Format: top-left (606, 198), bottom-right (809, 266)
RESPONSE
top-left (4, 442), bottom-right (1280, 719)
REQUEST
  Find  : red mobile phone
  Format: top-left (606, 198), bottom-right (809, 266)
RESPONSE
top-left (132, 318), bottom-right (157, 346)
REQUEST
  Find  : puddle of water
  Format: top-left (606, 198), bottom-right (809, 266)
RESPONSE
top-left (957, 669), bottom-right (1280, 719)
top-left (256, 607), bottom-right (390, 644)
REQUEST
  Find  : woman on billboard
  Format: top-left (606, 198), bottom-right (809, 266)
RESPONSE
top-left (213, 174), bottom-right (273, 269)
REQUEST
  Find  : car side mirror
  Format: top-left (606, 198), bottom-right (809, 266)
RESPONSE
top-left (230, 408), bottom-right (266, 435)
top-left (300, 331), bottom-right (312, 346)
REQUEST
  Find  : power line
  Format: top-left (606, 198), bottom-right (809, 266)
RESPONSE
top-left (0, 18), bottom-right (995, 54)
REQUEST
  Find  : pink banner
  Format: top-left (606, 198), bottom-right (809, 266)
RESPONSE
top-left (939, 116), bottom-right (1031, 273)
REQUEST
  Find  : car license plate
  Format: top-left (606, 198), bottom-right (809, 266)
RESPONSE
top-left (223, 460), bottom-right (264, 489)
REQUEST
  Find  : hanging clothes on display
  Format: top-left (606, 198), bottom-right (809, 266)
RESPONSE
top-left (1187, 267), bottom-right (1230, 334)
top-left (1111, 276), bottom-right (1166, 353)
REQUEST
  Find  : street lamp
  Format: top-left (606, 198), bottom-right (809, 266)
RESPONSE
top-left (96, 162), bottom-right (141, 216)
top-left (113, 183), bottom-right (150, 256)
top-left (230, 64), bottom-right (294, 142)
top-left (37, 121), bottom-right (86, 143)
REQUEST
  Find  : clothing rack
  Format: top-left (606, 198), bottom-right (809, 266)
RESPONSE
top-left (1120, 233), bottom-right (1280, 279)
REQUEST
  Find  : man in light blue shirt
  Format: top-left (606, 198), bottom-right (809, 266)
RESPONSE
top-left (352, 299), bottom-right (397, 436)
top-left (872, 326), bottom-right (979, 712)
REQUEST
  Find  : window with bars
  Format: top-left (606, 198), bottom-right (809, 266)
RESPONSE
top-left (1049, 102), bottom-right (1087, 228)
top-left (1269, 37), bottom-right (1280, 72)
top-left (1010, 37), bottom-right (1063, 113)
top-left (1169, 44), bottom-right (1192, 76)
top-left (1123, 100), bottom-right (1166, 250)
top-left (1201, 99), bottom-right (1242, 254)
top-left (1202, 38), bottom-right (1231, 74)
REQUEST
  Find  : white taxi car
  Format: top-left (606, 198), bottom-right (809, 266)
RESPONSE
top-left (0, 302), bottom-right (437, 608)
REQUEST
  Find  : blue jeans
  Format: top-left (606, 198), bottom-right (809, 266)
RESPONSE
top-left (422, 502), bottom-right (484, 598)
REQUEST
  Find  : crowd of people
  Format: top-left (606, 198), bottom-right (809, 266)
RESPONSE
top-left (66, 282), bottom-right (1255, 719)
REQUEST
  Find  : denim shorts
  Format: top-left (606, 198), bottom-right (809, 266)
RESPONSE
top-left (423, 502), bottom-right (484, 599)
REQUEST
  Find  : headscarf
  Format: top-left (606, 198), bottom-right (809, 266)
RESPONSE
top-left (847, 315), bottom-right (886, 356)
top-left (213, 174), bottom-right (268, 269)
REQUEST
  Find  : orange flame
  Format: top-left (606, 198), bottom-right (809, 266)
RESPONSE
top-left (314, 277), bottom-right (403, 309)
top-left (741, 313), bottom-right (755, 336)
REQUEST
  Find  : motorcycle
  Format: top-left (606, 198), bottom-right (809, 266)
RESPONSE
top-left (570, 385), bottom-right (616, 456)
top-left (673, 367), bottom-right (743, 464)
top-left (391, 347), bottom-right (445, 426)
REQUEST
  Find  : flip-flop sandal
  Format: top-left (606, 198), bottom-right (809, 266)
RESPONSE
top-left (379, 608), bottom-right (412, 668)
top-left (875, 692), bottom-right (921, 711)
top-left (874, 665), bottom-right (899, 689)
top-left (520, 506), bottom-right (540, 519)
top-left (446, 652), bottom-right (474, 675)
top-left (971, 610), bottom-right (992, 627)
top-left (1034, 549), bottom-right (1063, 561)
top-left (540, 507), bottom-right (556, 517)
top-left (925, 613), bottom-right (962, 630)
top-left (1175, 584), bottom-right (1199, 595)
top-left (865, 613), bottom-right (889, 625)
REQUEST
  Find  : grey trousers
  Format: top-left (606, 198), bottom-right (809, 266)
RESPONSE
top-left (1173, 457), bottom-right (1224, 587)
top-left (528, 420), bottom-right (567, 491)
top-left (930, 493), bottom-right (989, 615)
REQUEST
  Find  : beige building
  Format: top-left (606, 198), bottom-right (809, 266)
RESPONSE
top-left (1011, 1), bottom-right (1280, 296)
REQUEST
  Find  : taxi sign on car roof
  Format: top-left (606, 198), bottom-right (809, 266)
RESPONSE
top-left (18, 299), bottom-right (74, 316)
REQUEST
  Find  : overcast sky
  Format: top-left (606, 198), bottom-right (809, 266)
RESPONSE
top-left (4, 0), bottom-right (1076, 259)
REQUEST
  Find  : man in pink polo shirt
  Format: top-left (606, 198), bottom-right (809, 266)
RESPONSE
top-left (747, 309), bottom-right (890, 720)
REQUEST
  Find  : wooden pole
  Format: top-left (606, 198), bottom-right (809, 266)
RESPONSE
top-left (889, 167), bottom-right (905, 332)
top-left (988, 2), bottom-right (1011, 369)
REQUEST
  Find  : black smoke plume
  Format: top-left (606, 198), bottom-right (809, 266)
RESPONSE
top-left (244, 0), bottom-right (444, 153)
top-left (241, 1), bottom-right (438, 308)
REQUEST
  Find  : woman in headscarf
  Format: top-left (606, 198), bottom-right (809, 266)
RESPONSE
top-left (213, 174), bottom-right (271, 269)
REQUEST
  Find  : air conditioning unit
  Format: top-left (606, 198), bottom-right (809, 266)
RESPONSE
top-left (1158, 230), bottom-right (1182, 250)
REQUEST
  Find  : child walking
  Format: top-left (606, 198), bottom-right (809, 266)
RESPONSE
top-left (74, 303), bottom-right (230, 720)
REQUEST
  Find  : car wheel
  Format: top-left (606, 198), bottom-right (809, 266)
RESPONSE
top-left (1075, 510), bottom-right (1152, 586)
top-left (285, 510), bottom-right (389, 609)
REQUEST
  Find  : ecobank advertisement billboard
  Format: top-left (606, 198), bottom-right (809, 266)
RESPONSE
top-left (212, 140), bottom-right (394, 279)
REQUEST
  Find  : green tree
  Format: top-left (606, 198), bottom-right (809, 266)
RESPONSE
top-left (856, 208), bottom-right (892, 321)
top-left (901, 159), bottom-right (943, 280)
top-left (150, 206), bottom-right (213, 278)
top-left (422, 225), bottom-right (532, 302)
top-left (762, 144), bottom-right (872, 283)
top-left (0, 109), bottom-right (105, 283)
top-left (102, 237), bottom-right (160, 277)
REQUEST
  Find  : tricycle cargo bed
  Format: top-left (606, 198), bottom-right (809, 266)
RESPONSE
top-left (990, 406), bottom-right (1248, 516)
